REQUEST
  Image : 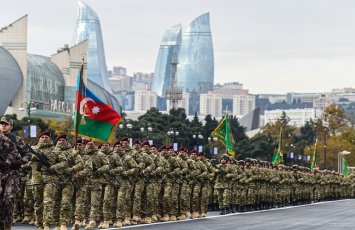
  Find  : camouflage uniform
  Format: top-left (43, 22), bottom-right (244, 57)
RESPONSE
top-left (79, 142), bottom-right (109, 230)
top-left (198, 155), bottom-right (215, 217)
top-left (0, 133), bottom-right (23, 228)
top-left (214, 154), bottom-right (232, 214)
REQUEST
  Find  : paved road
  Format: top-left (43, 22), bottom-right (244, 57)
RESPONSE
top-left (13, 199), bottom-right (355, 230)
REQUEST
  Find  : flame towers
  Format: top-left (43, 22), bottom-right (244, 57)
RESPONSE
top-left (152, 13), bottom-right (214, 114)
top-left (72, 0), bottom-right (111, 93)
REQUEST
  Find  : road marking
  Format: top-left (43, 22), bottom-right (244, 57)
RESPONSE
top-left (108, 199), bottom-right (351, 229)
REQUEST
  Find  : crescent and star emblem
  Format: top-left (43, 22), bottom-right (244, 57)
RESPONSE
top-left (79, 97), bottom-right (101, 125)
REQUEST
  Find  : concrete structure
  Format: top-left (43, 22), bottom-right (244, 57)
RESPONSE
top-left (0, 15), bottom-right (28, 116)
top-left (199, 92), bottom-right (223, 118)
top-left (166, 91), bottom-right (190, 115)
top-left (286, 92), bottom-right (322, 104)
top-left (134, 90), bottom-right (157, 112)
top-left (109, 75), bottom-right (132, 92)
top-left (264, 108), bottom-right (322, 127)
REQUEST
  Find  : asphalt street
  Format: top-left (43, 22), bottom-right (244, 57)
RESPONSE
top-left (13, 199), bottom-right (355, 230)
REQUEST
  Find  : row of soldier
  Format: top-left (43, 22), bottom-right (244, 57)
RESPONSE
top-left (13, 132), bottom-right (216, 230)
top-left (2, 121), bottom-right (354, 230)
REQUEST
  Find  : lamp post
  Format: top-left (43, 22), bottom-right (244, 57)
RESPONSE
top-left (338, 150), bottom-right (351, 174)
top-left (167, 129), bottom-right (179, 150)
top-left (322, 119), bottom-right (329, 169)
top-left (140, 126), bottom-right (153, 143)
top-left (19, 101), bottom-right (37, 119)
top-left (193, 133), bottom-right (203, 152)
top-left (208, 136), bottom-right (218, 156)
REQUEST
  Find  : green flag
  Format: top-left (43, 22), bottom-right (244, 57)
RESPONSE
top-left (342, 157), bottom-right (350, 177)
top-left (211, 115), bottom-right (236, 157)
top-left (310, 139), bottom-right (318, 169)
top-left (272, 129), bottom-right (283, 166)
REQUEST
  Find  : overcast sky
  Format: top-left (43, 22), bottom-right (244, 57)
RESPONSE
top-left (1, 0), bottom-right (355, 94)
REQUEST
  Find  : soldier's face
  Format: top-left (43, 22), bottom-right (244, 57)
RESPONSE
top-left (0, 122), bottom-right (12, 134)
top-left (151, 147), bottom-right (157, 153)
top-left (142, 145), bottom-right (149, 151)
top-left (190, 153), bottom-right (197, 159)
top-left (101, 144), bottom-right (110, 152)
top-left (220, 158), bottom-right (227, 164)
top-left (77, 143), bottom-right (85, 151)
top-left (39, 135), bottom-right (51, 144)
top-left (198, 155), bottom-right (205, 160)
top-left (114, 145), bottom-right (122, 152)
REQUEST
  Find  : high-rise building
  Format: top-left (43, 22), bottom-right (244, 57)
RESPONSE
top-left (233, 95), bottom-right (256, 116)
top-left (152, 24), bottom-right (182, 97)
top-left (199, 92), bottom-right (222, 118)
top-left (264, 108), bottom-right (322, 127)
top-left (134, 90), bottom-right (157, 112)
top-left (176, 13), bottom-right (214, 93)
top-left (72, 0), bottom-right (111, 93)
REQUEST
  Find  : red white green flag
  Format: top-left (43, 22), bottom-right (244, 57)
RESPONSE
top-left (74, 64), bottom-right (121, 142)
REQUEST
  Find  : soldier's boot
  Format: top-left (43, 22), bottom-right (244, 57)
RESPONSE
top-left (4, 223), bottom-right (11, 230)
top-left (84, 220), bottom-right (96, 230)
top-left (114, 221), bottom-right (122, 228)
top-left (29, 219), bottom-right (35, 225)
top-left (131, 215), bottom-right (139, 225)
top-left (22, 216), bottom-right (30, 224)
top-left (72, 220), bottom-right (81, 230)
top-left (44, 225), bottom-right (50, 230)
top-left (178, 214), bottom-right (185, 220)
top-left (144, 217), bottom-right (152, 224)
top-left (161, 214), bottom-right (169, 222)
top-left (201, 213), bottom-right (207, 218)
top-left (220, 208), bottom-right (226, 215)
top-left (100, 221), bottom-right (110, 229)
top-left (60, 225), bottom-right (68, 230)
top-left (231, 205), bottom-right (236, 213)
top-left (54, 225), bottom-right (61, 230)
top-left (151, 215), bottom-right (158, 223)
top-left (122, 217), bottom-right (131, 226)
top-left (169, 215), bottom-right (177, 221)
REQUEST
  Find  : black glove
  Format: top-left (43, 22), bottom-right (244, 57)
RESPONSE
top-left (10, 160), bottom-right (23, 170)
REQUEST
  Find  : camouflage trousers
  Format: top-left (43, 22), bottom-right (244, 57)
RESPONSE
top-left (178, 182), bottom-right (190, 216)
top-left (216, 187), bottom-right (230, 209)
top-left (12, 177), bottom-right (26, 220)
top-left (43, 180), bottom-right (59, 226)
top-left (150, 181), bottom-right (161, 217)
top-left (83, 183), bottom-right (102, 221)
top-left (190, 183), bottom-right (201, 214)
top-left (23, 183), bottom-right (34, 220)
top-left (0, 175), bottom-right (20, 223)
top-left (115, 180), bottom-right (133, 221)
top-left (141, 181), bottom-right (155, 218)
top-left (162, 182), bottom-right (179, 216)
top-left (73, 184), bottom-right (85, 222)
top-left (199, 183), bottom-right (209, 214)
top-left (132, 180), bottom-right (144, 218)
top-left (53, 182), bottom-right (74, 225)
top-left (102, 184), bottom-right (117, 221)
top-left (32, 183), bottom-right (44, 225)
top-left (247, 184), bottom-right (257, 205)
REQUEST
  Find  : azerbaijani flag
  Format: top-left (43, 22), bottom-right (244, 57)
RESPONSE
top-left (342, 157), bottom-right (350, 177)
top-left (272, 129), bottom-right (283, 166)
top-left (310, 139), bottom-right (318, 169)
top-left (211, 115), bottom-right (236, 157)
top-left (74, 64), bottom-right (121, 142)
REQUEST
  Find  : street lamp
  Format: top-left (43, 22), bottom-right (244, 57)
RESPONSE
top-left (19, 101), bottom-right (37, 119)
top-left (167, 129), bottom-right (179, 147)
top-left (338, 150), bottom-right (351, 174)
top-left (322, 118), bottom-right (329, 169)
top-left (141, 126), bottom-right (153, 142)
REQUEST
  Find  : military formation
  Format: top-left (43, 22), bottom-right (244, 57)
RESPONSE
top-left (1, 116), bottom-right (355, 230)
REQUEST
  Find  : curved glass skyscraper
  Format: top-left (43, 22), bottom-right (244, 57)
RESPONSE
top-left (176, 13), bottom-right (214, 93)
top-left (72, 0), bottom-right (111, 93)
top-left (152, 24), bottom-right (182, 97)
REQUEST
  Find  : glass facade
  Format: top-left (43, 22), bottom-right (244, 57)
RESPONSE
top-left (152, 24), bottom-right (182, 97)
top-left (27, 54), bottom-right (65, 110)
top-left (176, 13), bottom-right (214, 93)
top-left (72, 0), bottom-right (111, 93)
top-left (0, 46), bottom-right (22, 114)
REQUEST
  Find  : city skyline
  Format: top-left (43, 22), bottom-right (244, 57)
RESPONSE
top-left (1, 0), bottom-right (355, 94)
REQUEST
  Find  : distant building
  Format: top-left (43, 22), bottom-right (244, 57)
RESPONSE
top-left (167, 92), bottom-right (190, 115)
top-left (264, 108), bottom-right (322, 127)
top-left (286, 92), bottom-right (322, 104)
top-left (199, 93), bottom-right (222, 118)
top-left (72, 0), bottom-right (112, 93)
top-left (109, 75), bottom-right (132, 92)
top-left (134, 90), bottom-right (157, 112)
top-left (233, 95), bottom-right (256, 116)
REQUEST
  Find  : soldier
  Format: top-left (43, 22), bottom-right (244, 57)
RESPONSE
top-left (197, 152), bottom-right (214, 217)
top-left (79, 141), bottom-right (109, 230)
top-left (98, 142), bottom-right (113, 229)
top-left (112, 138), bottom-right (137, 228)
top-left (30, 131), bottom-right (54, 230)
top-left (0, 117), bottom-right (32, 226)
top-left (159, 146), bottom-right (174, 222)
top-left (214, 154), bottom-right (232, 215)
top-left (71, 138), bottom-right (87, 230)
top-left (0, 131), bottom-right (23, 230)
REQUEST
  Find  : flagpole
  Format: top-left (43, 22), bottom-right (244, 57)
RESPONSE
top-left (74, 55), bottom-right (85, 149)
